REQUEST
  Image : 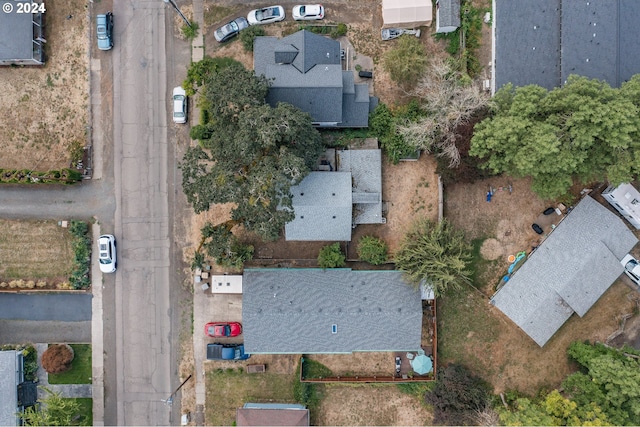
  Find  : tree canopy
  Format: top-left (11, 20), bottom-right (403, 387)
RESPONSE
top-left (181, 62), bottom-right (324, 264)
top-left (470, 75), bottom-right (640, 199)
top-left (394, 218), bottom-right (472, 296)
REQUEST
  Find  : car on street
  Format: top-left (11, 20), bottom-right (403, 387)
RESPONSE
top-left (172, 86), bottom-right (187, 124)
top-left (247, 6), bottom-right (285, 25)
top-left (96, 12), bottom-right (114, 51)
top-left (98, 234), bottom-right (117, 273)
top-left (205, 322), bottom-right (243, 337)
top-left (214, 17), bottom-right (249, 43)
top-left (292, 4), bottom-right (324, 20)
top-left (621, 254), bottom-right (640, 286)
top-left (206, 343), bottom-right (250, 360)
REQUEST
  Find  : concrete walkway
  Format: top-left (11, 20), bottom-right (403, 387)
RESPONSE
top-left (35, 343), bottom-right (93, 399)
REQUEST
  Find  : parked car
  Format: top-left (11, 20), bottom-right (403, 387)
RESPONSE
top-left (206, 343), bottom-right (250, 360)
top-left (96, 12), bottom-right (114, 51)
top-left (204, 322), bottom-right (242, 337)
top-left (214, 17), bottom-right (249, 43)
top-left (247, 6), bottom-right (285, 25)
top-left (621, 254), bottom-right (640, 286)
top-left (98, 234), bottom-right (117, 273)
top-left (292, 4), bottom-right (324, 20)
top-left (172, 86), bottom-right (187, 124)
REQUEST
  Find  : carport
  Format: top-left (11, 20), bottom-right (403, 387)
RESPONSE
top-left (382, 0), bottom-right (432, 28)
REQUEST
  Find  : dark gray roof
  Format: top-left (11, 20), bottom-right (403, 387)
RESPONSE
top-left (0, 8), bottom-right (44, 65)
top-left (494, 0), bottom-right (640, 90)
top-left (242, 269), bottom-right (423, 354)
top-left (285, 172), bottom-right (352, 241)
top-left (254, 30), bottom-right (373, 127)
top-left (491, 196), bottom-right (638, 347)
top-left (0, 351), bottom-right (20, 426)
top-left (436, 0), bottom-right (461, 29)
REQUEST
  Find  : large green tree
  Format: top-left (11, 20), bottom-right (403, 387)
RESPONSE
top-left (394, 218), bottom-right (472, 296)
top-left (181, 63), bottom-right (324, 264)
top-left (19, 388), bottom-right (82, 426)
top-left (470, 75), bottom-right (640, 199)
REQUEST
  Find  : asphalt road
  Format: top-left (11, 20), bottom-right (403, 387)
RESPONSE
top-left (110, 0), bottom-right (181, 424)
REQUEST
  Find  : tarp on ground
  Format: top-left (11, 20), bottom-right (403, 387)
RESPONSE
top-left (382, 0), bottom-right (432, 28)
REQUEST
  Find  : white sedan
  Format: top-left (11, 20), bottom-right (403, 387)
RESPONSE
top-left (98, 234), bottom-right (117, 274)
top-left (247, 5), bottom-right (285, 25)
top-left (292, 4), bottom-right (324, 20)
top-left (172, 86), bottom-right (187, 124)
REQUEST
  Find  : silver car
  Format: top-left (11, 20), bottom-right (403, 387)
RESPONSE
top-left (98, 234), bottom-right (117, 273)
top-left (214, 17), bottom-right (249, 43)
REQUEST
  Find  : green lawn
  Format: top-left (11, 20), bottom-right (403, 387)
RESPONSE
top-left (205, 368), bottom-right (297, 426)
top-left (48, 344), bottom-right (92, 384)
top-left (67, 398), bottom-right (92, 426)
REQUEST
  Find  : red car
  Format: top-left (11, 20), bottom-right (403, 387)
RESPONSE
top-left (205, 322), bottom-right (242, 337)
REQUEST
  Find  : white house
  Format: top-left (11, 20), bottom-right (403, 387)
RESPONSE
top-left (602, 183), bottom-right (640, 230)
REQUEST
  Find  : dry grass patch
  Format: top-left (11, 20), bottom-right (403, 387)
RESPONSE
top-left (0, 0), bottom-right (88, 170)
top-left (0, 219), bottom-right (74, 282)
top-left (205, 367), bottom-right (297, 426)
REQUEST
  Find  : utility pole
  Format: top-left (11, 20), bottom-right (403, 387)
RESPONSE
top-left (162, 374), bottom-right (193, 406)
top-left (163, 0), bottom-right (192, 28)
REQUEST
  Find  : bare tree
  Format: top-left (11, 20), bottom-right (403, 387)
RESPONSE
top-left (398, 58), bottom-right (489, 167)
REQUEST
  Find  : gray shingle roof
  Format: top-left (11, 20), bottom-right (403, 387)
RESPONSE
top-left (285, 172), bottom-right (353, 241)
top-left (242, 269), bottom-right (423, 354)
top-left (0, 351), bottom-right (20, 426)
top-left (0, 9), bottom-right (44, 65)
top-left (491, 196), bottom-right (638, 346)
top-left (254, 30), bottom-right (373, 127)
top-left (436, 0), bottom-right (461, 30)
top-left (494, 0), bottom-right (640, 90)
top-left (337, 149), bottom-right (383, 224)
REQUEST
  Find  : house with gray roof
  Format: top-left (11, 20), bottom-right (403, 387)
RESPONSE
top-left (492, 0), bottom-right (640, 92)
top-left (285, 149), bottom-right (384, 241)
top-left (491, 196), bottom-right (638, 347)
top-left (242, 268), bottom-right (423, 354)
top-left (0, 7), bottom-right (45, 65)
top-left (436, 0), bottom-right (460, 33)
top-left (0, 350), bottom-right (24, 425)
top-left (254, 30), bottom-right (377, 128)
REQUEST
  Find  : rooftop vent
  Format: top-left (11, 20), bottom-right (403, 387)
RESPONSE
top-left (332, 324), bottom-right (337, 334)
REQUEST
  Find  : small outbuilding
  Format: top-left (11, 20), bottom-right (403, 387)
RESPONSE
top-left (382, 0), bottom-right (432, 28)
top-left (435, 0), bottom-right (461, 33)
top-left (237, 403), bottom-right (309, 426)
top-left (602, 183), bottom-right (640, 230)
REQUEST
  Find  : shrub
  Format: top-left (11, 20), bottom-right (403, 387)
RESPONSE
top-left (41, 344), bottom-right (75, 374)
top-left (357, 236), bottom-right (388, 265)
top-left (330, 23), bottom-right (347, 38)
top-left (382, 35), bottom-right (428, 89)
top-left (22, 345), bottom-right (39, 381)
top-left (317, 243), bottom-right (345, 269)
top-left (240, 25), bottom-right (265, 52)
top-left (182, 22), bottom-right (199, 40)
top-left (69, 220), bottom-right (91, 289)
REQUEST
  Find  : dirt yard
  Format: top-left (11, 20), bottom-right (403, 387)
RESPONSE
top-left (0, 0), bottom-right (89, 170)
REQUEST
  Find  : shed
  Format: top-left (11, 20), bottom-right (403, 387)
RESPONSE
top-left (210, 275), bottom-right (243, 294)
top-left (435, 0), bottom-right (461, 33)
top-left (237, 403), bottom-right (309, 426)
top-left (382, 0), bottom-right (433, 28)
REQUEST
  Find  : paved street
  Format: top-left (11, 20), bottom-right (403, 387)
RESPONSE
top-left (111, 0), bottom-right (178, 424)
